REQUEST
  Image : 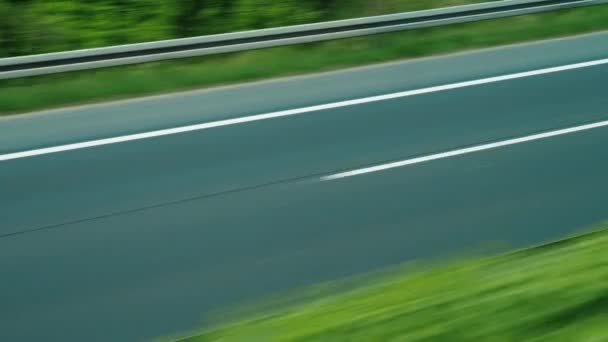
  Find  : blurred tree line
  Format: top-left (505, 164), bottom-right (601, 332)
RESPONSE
top-left (0, 0), bottom-right (340, 57)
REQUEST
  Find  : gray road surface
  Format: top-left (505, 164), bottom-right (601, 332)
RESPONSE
top-left (1, 32), bottom-right (607, 341)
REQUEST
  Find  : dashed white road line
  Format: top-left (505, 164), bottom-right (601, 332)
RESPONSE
top-left (2, 57), bottom-right (608, 162)
top-left (321, 119), bottom-right (608, 181)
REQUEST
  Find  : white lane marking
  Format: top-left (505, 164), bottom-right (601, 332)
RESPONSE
top-left (2, 58), bottom-right (608, 162)
top-left (321, 119), bottom-right (608, 181)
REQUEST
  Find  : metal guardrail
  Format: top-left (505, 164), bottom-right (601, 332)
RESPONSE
top-left (0, 0), bottom-right (606, 80)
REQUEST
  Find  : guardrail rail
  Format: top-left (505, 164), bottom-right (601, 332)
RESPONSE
top-left (0, 0), bottom-right (606, 80)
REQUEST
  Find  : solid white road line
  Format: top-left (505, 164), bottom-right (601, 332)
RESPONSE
top-left (321, 119), bottom-right (608, 181)
top-left (2, 58), bottom-right (608, 162)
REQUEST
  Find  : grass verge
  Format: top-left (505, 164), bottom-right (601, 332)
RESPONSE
top-left (169, 224), bottom-right (608, 341)
top-left (2, 4), bottom-right (608, 115)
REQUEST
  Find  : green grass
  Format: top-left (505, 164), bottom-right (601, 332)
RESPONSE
top-left (167, 225), bottom-right (608, 341)
top-left (2, 4), bottom-right (608, 115)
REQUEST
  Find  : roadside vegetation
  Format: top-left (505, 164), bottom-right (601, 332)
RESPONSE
top-left (1, 2), bottom-right (608, 114)
top-left (167, 224), bottom-right (608, 341)
top-left (0, 0), bottom-right (491, 57)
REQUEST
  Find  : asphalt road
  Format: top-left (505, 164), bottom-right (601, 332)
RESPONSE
top-left (1, 32), bottom-right (608, 341)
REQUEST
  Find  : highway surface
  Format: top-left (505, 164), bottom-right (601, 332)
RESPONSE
top-left (1, 31), bottom-right (608, 341)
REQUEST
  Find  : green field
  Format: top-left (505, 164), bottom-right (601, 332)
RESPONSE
top-left (2, 4), bottom-right (608, 115)
top-left (167, 225), bottom-right (608, 341)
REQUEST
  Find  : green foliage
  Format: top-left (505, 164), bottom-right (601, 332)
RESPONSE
top-left (0, 0), bottom-right (330, 57)
top-left (230, 0), bottom-right (322, 31)
top-left (0, 0), bottom-right (496, 57)
top-left (0, 0), bottom-right (175, 55)
top-left (0, 0), bottom-right (30, 56)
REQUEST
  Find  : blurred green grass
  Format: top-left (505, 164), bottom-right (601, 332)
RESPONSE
top-left (2, 4), bottom-right (608, 115)
top-left (169, 225), bottom-right (608, 341)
